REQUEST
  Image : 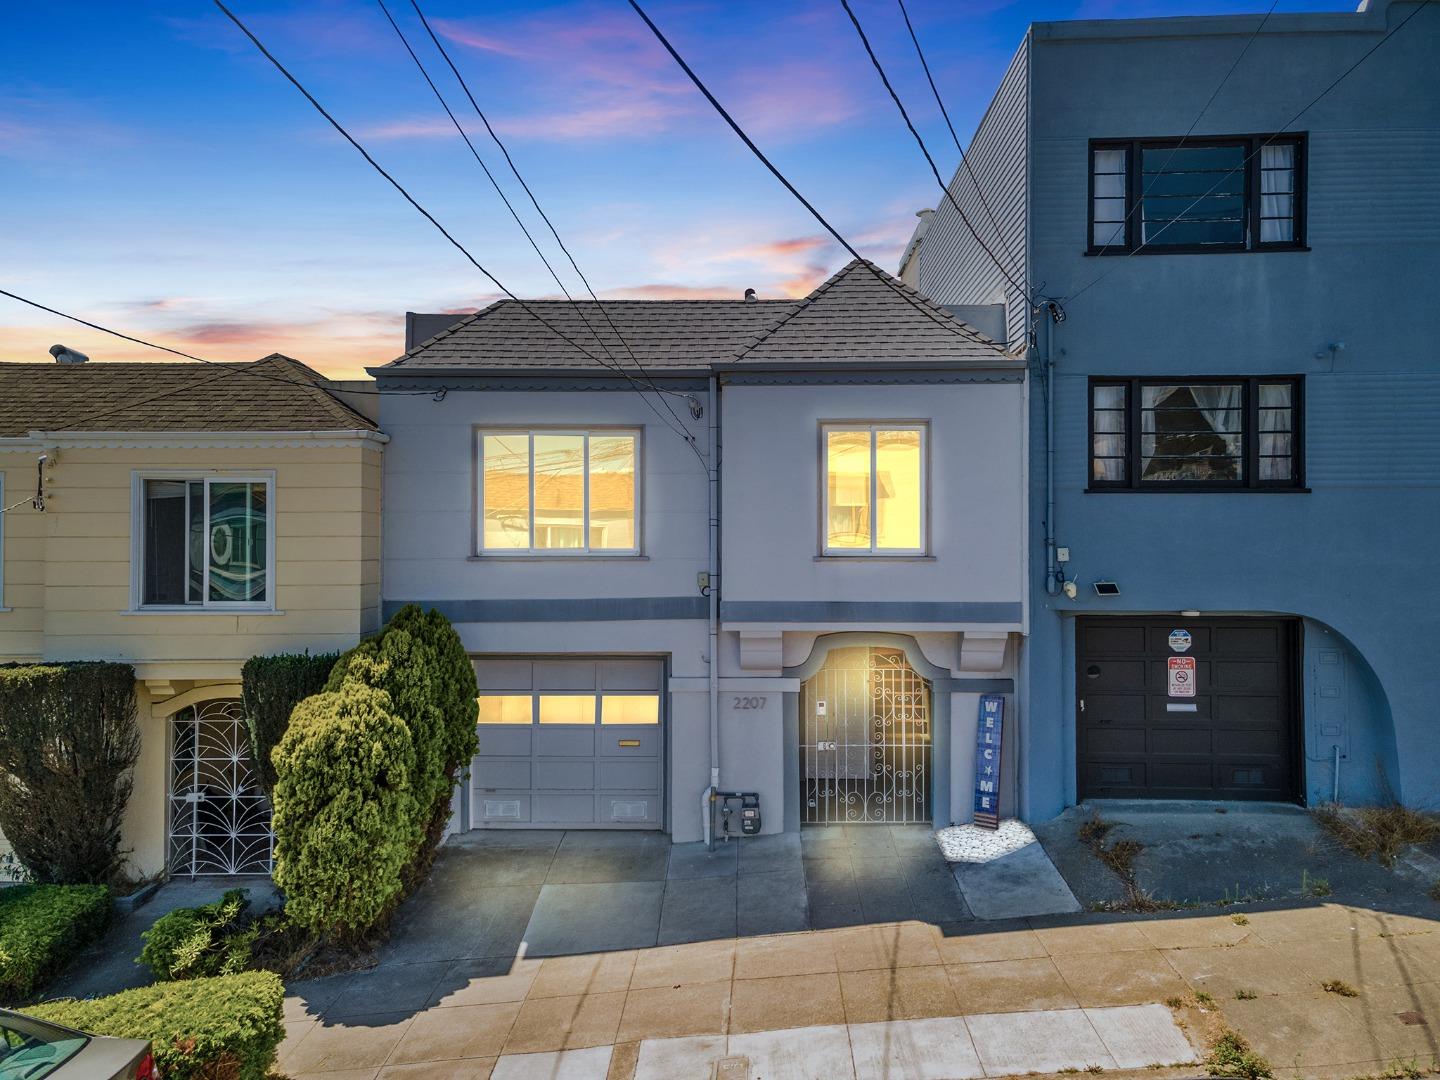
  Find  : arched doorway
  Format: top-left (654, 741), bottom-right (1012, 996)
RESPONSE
top-left (800, 645), bottom-right (932, 824)
top-left (168, 699), bottom-right (273, 875)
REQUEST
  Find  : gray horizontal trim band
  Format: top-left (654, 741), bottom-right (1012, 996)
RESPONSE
top-left (719, 601), bottom-right (1024, 623)
top-left (935, 678), bottom-right (1015, 693)
top-left (375, 373), bottom-right (708, 392)
top-left (384, 597), bottom-right (708, 622)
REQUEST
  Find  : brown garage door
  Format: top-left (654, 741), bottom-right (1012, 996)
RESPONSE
top-left (1077, 617), bottom-right (1300, 801)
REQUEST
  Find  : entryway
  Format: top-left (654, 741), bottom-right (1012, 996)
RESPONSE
top-left (168, 698), bottom-right (273, 876)
top-left (800, 645), bottom-right (932, 824)
top-left (1076, 616), bottom-right (1301, 801)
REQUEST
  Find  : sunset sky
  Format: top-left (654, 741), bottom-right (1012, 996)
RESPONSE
top-left (3, 0), bottom-right (1353, 378)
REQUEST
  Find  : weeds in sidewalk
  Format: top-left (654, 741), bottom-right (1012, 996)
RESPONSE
top-left (1235, 989), bottom-right (1257, 1000)
top-left (1206, 1030), bottom-right (1274, 1080)
top-left (1077, 812), bottom-right (1176, 912)
top-left (1302, 870), bottom-right (1333, 898)
top-left (1346, 1059), bottom-right (1440, 1080)
top-left (1230, 913), bottom-right (1249, 925)
top-left (1322, 979), bottom-right (1360, 997)
top-left (1314, 802), bottom-right (1440, 868)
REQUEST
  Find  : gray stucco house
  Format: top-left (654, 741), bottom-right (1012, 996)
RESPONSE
top-left (373, 261), bottom-right (1027, 842)
top-left (903, 0), bottom-right (1439, 816)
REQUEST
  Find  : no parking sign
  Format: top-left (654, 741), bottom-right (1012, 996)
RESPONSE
top-left (1167, 656), bottom-right (1195, 698)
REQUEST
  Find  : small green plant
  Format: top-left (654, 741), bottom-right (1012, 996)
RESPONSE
top-left (1322, 979), bottom-right (1359, 997)
top-left (0, 884), bottom-right (111, 1003)
top-left (1302, 869), bottom-right (1332, 898)
top-left (138, 889), bottom-right (257, 981)
top-left (1165, 996), bottom-right (1185, 1009)
top-left (1206, 1030), bottom-right (1274, 1080)
top-left (1236, 988), bottom-right (1257, 1000)
top-left (1084, 1065), bottom-right (1104, 1074)
top-left (27, 970), bottom-right (284, 1080)
top-left (1195, 990), bottom-right (1216, 1008)
top-left (1230, 913), bottom-right (1250, 925)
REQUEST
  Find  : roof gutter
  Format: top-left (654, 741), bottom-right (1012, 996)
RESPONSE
top-left (2, 429), bottom-right (389, 450)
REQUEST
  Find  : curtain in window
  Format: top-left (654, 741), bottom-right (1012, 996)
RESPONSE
top-left (1187, 384), bottom-right (1243, 437)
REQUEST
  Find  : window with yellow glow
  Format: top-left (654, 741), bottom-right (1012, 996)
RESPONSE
top-left (477, 695), bottom-right (533, 725)
top-left (479, 430), bottom-right (638, 554)
top-left (537, 695), bottom-right (597, 724)
top-left (600, 695), bottom-right (661, 725)
top-left (823, 425), bottom-right (925, 553)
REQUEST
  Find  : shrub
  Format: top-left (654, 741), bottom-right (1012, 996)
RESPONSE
top-left (0, 662), bottom-right (140, 884)
top-left (28, 970), bottom-right (284, 1080)
top-left (326, 605), bottom-right (477, 886)
top-left (240, 651), bottom-right (340, 796)
top-left (271, 682), bottom-right (419, 943)
top-left (0, 884), bottom-right (111, 1003)
top-left (138, 889), bottom-right (257, 981)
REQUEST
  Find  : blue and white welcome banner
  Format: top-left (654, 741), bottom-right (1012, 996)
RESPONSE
top-left (973, 694), bottom-right (1004, 829)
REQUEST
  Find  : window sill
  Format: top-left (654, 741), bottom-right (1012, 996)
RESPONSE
top-left (1083, 244), bottom-right (1310, 257)
top-left (121, 607), bottom-right (286, 616)
top-left (814, 554), bottom-right (936, 562)
top-left (468, 554), bottom-right (649, 562)
top-left (1085, 487), bottom-right (1310, 494)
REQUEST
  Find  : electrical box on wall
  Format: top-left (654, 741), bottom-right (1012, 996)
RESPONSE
top-left (1313, 648), bottom-right (1348, 758)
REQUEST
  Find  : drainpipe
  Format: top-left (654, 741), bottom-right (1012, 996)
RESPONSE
top-left (1038, 305), bottom-right (1062, 598)
top-left (704, 372), bottom-right (721, 849)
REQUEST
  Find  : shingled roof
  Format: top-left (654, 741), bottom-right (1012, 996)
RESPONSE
top-left (0, 354), bottom-right (377, 437)
top-left (380, 260), bottom-right (1010, 373)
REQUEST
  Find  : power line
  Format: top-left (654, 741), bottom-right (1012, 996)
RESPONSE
top-left (625, 0), bottom-right (992, 351)
top-left (405, 0), bottom-right (695, 435)
top-left (1088, 0), bottom-right (1279, 260)
top-left (839, 0), bottom-right (1032, 306)
top-left (893, 0), bottom-right (1021, 279)
top-left (1067, 0), bottom-right (1430, 305)
top-left (212, 0), bottom-right (702, 455)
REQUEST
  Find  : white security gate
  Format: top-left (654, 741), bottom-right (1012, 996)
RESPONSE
top-left (801, 646), bottom-right (931, 824)
top-left (168, 699), bottom-right (273, 875)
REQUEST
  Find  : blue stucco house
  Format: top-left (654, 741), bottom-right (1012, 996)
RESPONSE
top-left (903, 0), bottom-right (1439, 817)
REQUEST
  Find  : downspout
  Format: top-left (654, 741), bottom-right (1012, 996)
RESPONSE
top-left (704, 372), bottom-right (721, 849)
top-left (1038, 305), bottom-right (1062, 598)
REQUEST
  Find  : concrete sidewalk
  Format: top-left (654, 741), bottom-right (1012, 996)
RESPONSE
top-left (278, 900), bottom-right (1440, 1080)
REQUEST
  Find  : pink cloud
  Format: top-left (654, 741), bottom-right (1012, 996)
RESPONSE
top-left (599, 283), bottom-right (740, 300)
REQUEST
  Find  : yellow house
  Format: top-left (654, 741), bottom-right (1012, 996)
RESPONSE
top-left (0, 354), bottom-right (384, 879)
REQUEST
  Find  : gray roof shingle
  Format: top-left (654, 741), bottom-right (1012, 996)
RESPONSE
top-left (382, 260), bottom-right (1011, 373)
top-left (0, 354), bottom-right (377, 437)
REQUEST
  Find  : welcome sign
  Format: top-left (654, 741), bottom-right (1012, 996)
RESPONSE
top-left (973, 694), bottom-right (1004, 829)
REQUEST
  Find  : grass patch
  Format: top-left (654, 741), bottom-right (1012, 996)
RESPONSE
top-left (1314, 803), bottom-right (1440, 868)
top-left (1322, 979), bottom-right (1360, 997)
top-left (1302, 870), bottom-right (1333, 898)
top-left (1206, 1030), bottom-right (1274, 1080)
top-left (1230, 913), bottom-right (1250, 925)
top-left (1236, 988), bottom-right (1257, 1000)
top-left (1195, 990), bottom-right (1216, 1008)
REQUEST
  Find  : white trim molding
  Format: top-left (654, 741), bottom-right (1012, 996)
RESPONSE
top-left (2, 429), bottom-right (387, 451)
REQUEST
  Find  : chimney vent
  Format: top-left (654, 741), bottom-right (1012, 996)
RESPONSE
top-left (743, 288), bottom-right (757, 303)
top-left (50, 344), bottom-right (89, 365)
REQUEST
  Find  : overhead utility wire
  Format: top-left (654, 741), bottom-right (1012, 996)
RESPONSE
top-left (212, 0), bottom-right (701, 455)
top-left (405, 0), bottom-right (695, 435)
top-left (839, 0), bottom-right (1032, 307)
top-left (1088, 0), bottom-right (1279, 262)
top-left (625, 0), bottom-right (990, 351)
top-left (1067, 0), bottom-right (1431, 305)
top-left (893, 0), bottom-right (1022, 279)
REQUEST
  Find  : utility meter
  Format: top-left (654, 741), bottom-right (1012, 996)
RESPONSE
top-left (713, 790), bottom-right (762, 840)
top-left (738, 793), bottom-right (762, 835)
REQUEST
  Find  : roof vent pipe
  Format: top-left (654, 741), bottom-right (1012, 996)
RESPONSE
top-left (743, 288), bottom-right (757, 302)
top-left (50, 344), bottom-right (89, 364)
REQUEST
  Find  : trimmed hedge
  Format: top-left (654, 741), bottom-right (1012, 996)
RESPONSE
top-left (138, 888), bottom-right (256, 981)
top-left (0, 884), bottom-right (111, 1004)
top-left (326, 605), bottom-right (478, 886)
top-left (240, 651), bottom-right (340, 796)
top-left (271, 682), bottom-right (419, 942)
top-left (28, 970), bottom-right (285, 1080)
top-left (0, 662), bottom-right (140, 884)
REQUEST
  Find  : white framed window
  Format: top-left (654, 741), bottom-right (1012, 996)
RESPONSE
top-left (822, 423), bottom-right (927, 555)
top-left (477, 429), bottom-right (640, 555)
top-left (132, 472), bottom-right (275, 610)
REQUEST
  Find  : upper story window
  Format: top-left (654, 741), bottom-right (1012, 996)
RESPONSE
top-left (1090, 377), bottom-right (1303, 491)
top-left (478, 429), bottom-right (639, 554)
top-left (822, 424), bottom-right (926, 554)
top-left (138, 475), bottom-right (272, 608)
top-left (1089, 134), bottom-right (1305, 254)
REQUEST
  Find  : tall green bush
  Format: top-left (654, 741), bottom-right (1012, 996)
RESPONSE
top-left (0, 884), bottom-right (111, 1003)
top-left (240, 651), bottom-right (340, 795)
top-left (271, 682), bottom-right (419, 942)
top-left (0, 662), bottom-right (139, 884)
top-left (326, 605), bottom-right (477, 885)
top-left (29, 970), bottom-right (285, 1080)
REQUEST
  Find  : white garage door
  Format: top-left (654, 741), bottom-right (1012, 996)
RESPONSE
top-left (472, 657), bottom-right (664, 829)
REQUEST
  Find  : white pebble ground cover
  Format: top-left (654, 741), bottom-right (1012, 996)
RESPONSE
top-left (935, 818), bottom-right (1039, 864)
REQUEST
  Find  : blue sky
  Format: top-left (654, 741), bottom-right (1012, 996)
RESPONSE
top-left (2, 0), bottom-right (1354, 376)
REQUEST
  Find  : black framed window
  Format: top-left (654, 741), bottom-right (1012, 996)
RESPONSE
top-left (1089, 377), bottom-right (1304, 491)
top-left (1088, 134), bottom-right (1305, 254)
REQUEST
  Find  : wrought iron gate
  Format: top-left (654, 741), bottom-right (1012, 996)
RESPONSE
top-left (801, 646), bottom-right (931, 824)
top-left (168, 699), bottom-right (273, 875)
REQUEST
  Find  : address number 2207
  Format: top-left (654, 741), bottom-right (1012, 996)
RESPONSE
top-left (732, 696), bottom-right (767, 710)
